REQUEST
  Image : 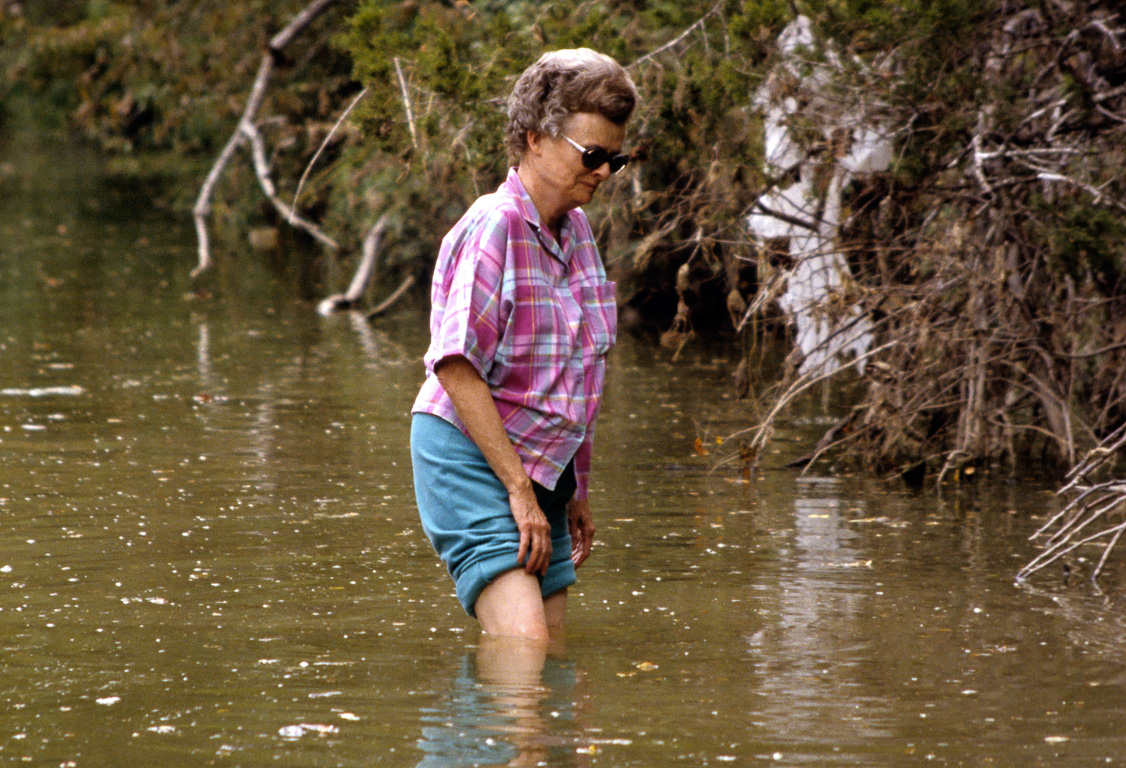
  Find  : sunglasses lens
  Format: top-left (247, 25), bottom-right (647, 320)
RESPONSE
top-left (582, 148), bottom-right (629, 174)
top-left (581, 148), bottom-right (609, 171)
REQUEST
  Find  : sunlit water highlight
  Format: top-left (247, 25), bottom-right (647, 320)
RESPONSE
top-left (2, 138), bottom-right (1125, 767)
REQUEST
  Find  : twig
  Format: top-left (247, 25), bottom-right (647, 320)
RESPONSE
top-left (936, 450), bottom-right (972, 486)
top-left (292, 86), bottom-right (369, 212)
top-left (628, 1), bottom-right (725, 69)
top-left (317, 215), bottom-right (389, 316)
top-left (242, 121), bottom-right (339, 250)
top-left (1031, 168), bottom-right (1126, 212)
top-left (269, 0), bottom-right (340, 51)
top-left (351, 215), bottom-right (390, 300)
top-left (739, 340), bottom-right (899, 454)
top-left (1019, 422), bottom-right (1126, 582)
top-left (394, 57), bottom-right (419, 152)
top-left (1093, 525), bottom-right (1126, 581)
top-left (970, 110), bottom-right (995, 196)
top-left (751, 199), bottom-right (821, 233)
top-left (1019, 517), bottom-right (1126, 581)
top-left (1060, 340), bottom-right (1126, 359)
top-left (191, 56), bottom-right (272, 279)
top-left (366, 274), bottom-right (417, 320)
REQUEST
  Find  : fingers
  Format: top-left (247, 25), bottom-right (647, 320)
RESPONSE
top-left (571, 518), bottom-right (594, 568)
top-left (517, 524), bottom-right (550, 574)
top-left (521, 518), bottom-right (551, 575)
top-left (512, 492), bottom-right (551, 576)
top-left (568, 499), bottom-right (595, 569)
top-left (571, 533), bottom-right (590, 568)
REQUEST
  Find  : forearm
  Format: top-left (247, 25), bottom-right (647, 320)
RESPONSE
top-left (572, 437), bottom-right (592, 500)
top-left (434, 355), bottom-right (533, 496)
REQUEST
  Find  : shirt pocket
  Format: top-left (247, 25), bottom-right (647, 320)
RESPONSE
top-left (497, 281), bottom-right (576, 369)
top-left (580, 282), bottom-right (617, 358)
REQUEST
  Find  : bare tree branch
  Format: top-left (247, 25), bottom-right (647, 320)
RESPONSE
top-left (191, 0), bottom-right (343, 279)
top-left (292, 85), bottom-right (369, 212)
top-left (366, 274), bottom-right (417, 320)
top-left (394, 57), bottom-right (419, 152)
top-left (317, 214), bottom-right (390, 316)
top-left (628, 1), bottom-right (725, 69)
top-left (242, 120), bottom-right (339, 250)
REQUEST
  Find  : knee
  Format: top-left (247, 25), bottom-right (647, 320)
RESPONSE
top-left (497, 617), bottom-right (549, 639)
top-left (482, 616), bottom-right (551, 643)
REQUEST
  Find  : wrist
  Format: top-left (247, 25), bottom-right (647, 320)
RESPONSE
top-left (505, 475), bottom-right (534, 497)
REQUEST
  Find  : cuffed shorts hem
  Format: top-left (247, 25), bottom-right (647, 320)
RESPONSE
top-left (411, 413), bottom-right (577, 617)
top-left (453, 551), bottom-right (577, 621)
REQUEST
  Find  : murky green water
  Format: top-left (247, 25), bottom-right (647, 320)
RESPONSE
top-left (3, 137), bottom-right (1126, 767)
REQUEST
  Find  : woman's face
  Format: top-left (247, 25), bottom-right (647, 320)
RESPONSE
top-left (526, 112), bottom-right (626, 212)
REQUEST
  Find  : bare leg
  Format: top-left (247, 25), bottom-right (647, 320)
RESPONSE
top-left (475, 569), bottom-right (551, 642)
top-left (543, 588), bottom-right (567, 640)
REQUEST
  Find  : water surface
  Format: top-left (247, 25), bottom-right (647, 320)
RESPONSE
top-left (2, 139), bottom-right (1125, 767)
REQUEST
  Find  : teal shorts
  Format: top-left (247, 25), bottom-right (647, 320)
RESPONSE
top-left (410, 413), bottom-right (577, 616)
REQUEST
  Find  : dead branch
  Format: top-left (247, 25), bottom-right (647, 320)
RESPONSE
top-left (317, 215), bottom-right (390, 316)
top-left (738, 340), bottom-right (899, 465)
top-left (628, 1), bottom-right (725, 69)
top-left (738, 0), bottom-right (1125, 496)
top-left (393, 57), bottom-right (419, 152)
top-left (783, 411), bottom-right (861, 469)
top-left (1018, 424), bottom-right (1126, 582)
top-left (366, 273), bottom-right (417, 320)
top-left (242, 120), bottom-right (339, 250)
top-left (191, 56), bottom-right (271, 279)
top-left (292, 85), bottom-right (369, 212)
top-left (191, 0), bottom-right (342, 279)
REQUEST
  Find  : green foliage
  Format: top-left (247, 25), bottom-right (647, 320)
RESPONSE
top-left (1046, 205), bottom-right (1126, 290)
top-left (3, 0), bottom-right (352, 154)
top-left (330, 1), bottom-right (783, 279)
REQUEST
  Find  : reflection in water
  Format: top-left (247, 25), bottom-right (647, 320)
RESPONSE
top-left (418, 638), bottom-right (583, 767)
top-left (747, 478), bottom-right (897, 750)
top-left (196, 319), bottom-right (212, 385)
top-left (5, 136), bottom-right (1126, 767)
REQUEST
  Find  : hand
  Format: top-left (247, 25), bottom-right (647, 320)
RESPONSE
top-left (510, 484), bottom-right (552, 576)
top-left (567, 497), bottom-right (595, 569)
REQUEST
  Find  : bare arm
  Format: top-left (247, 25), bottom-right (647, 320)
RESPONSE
top-left (434, 355), bottom-right (552, 575)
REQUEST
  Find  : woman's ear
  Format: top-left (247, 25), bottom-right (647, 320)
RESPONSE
top-left (525, 129), bottom-right (544, 156)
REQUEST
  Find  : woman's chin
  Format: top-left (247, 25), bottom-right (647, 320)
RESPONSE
top-left (574, 183), bottom-right (597, 204)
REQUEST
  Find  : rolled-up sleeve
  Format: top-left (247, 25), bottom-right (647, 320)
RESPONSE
top-left (425, 212), bottom-right (510, 382)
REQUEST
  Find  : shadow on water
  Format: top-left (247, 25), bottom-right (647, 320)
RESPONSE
top-left (3, 137), bottom-right (1126, 767)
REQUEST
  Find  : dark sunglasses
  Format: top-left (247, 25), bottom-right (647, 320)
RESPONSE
top-left (563, 136), bottom-right (630, 174)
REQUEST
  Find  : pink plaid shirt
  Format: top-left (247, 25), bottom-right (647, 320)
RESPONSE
top-left (412, 169), bottom-right (617, 499)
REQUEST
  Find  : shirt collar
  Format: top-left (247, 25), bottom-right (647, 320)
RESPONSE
top-left (504, 168), bottom-right (573, 264)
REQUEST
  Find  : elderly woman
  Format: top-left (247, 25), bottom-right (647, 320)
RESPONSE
top-left (410, 49), bottom-right (637, 642)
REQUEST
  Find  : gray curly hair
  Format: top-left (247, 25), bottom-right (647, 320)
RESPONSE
top-left (504, 48), bottom-right (638, 161)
